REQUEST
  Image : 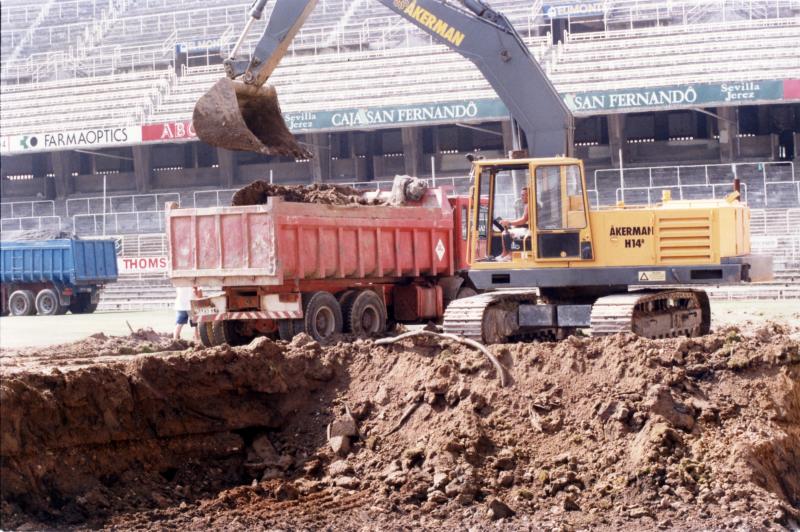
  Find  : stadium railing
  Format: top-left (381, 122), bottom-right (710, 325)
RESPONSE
top-left (72, 210), bottom-right (165, 236)
top-left (65, 192), bottom-right (181, 218)
top-left (595, 161), bottom-right (796, 207)
top-left (0, 199), bottom-right (56, 218)
top-left (614, 183), bottom-right (750, 205)
top-left (0, 216), bottom-right (63, 233)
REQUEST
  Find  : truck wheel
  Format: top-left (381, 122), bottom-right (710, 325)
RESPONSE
top-left (35, 289), bottom-right (64, 316)
top-left (301, 291), bottom-right (342, 344)
top-left (198, 321), bottom-right (243, 347)
top-left (338, 290), bottom-right (358, 333)
top-left (8, 290), bottom-right (35, 316)
top-left (277, 319), bottom-right (303, 341)
top-left (212, 320), bottom-right (244, 346)
top-left (343, 290), bottom-right (386, 337)
top-left (199, 322), bottom-right (215, 347)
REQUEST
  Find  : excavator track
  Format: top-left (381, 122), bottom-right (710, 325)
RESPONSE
top-left (590, 289), bottom-right (710, 338)
top-left (444, 288), bottom-right (711, 343)
top-left (442, 289), bottom-right (539, 343)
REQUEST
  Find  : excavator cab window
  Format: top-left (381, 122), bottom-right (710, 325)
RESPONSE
top-left (534, 164), bottom-right (588, 259)
top-left (472, 164), bottom-right (531, 261)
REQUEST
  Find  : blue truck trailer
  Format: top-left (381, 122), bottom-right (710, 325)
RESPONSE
top-left (0, 239), bottom-right (118, 316)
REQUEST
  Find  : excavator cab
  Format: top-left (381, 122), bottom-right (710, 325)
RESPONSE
top-left (467, 157), bottom-right (595, 266)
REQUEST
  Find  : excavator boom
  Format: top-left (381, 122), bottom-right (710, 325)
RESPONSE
top-left (193, 0), bottom-right (573, 158)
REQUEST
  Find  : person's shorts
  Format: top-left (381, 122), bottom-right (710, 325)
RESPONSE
top-left (176, 311), bottom-right (189, 325)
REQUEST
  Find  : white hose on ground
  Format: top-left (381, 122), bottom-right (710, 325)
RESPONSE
top-left (374, 330), bottom-right (510, 387)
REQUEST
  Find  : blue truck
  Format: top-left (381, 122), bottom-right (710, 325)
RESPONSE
top-left (0, 239), bottom-right (118, 316)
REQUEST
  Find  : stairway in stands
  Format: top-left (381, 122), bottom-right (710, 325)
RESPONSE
top-left (98, 233), bottom-right (175, 311)
top-left (98, 272), bottom-right (175, 311)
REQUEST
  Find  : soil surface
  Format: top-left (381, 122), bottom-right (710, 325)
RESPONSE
top-left (231, 182), bottom-right (376, 207)
top-left (2, 321), bottom-right (799, 530)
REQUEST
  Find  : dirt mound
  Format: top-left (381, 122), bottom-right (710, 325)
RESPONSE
top-left (231, 181), bottom-right (375, 207)
top-left (1, 329), bottom-right (798, 530)
top-left (0, 328), bottom-right (187, 375)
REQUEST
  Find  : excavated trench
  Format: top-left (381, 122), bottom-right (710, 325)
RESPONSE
top-left (1, 326), bottom-right (799, 530)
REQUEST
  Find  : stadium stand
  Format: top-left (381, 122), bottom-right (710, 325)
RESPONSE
top-left (2, 1), bottom-right (797, 131)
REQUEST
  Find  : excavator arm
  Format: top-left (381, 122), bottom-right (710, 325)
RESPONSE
top-left (194, 0), bottom-right (573, 158)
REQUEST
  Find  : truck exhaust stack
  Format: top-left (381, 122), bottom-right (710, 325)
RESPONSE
top-left (193, 78), bottom-right (311, 159)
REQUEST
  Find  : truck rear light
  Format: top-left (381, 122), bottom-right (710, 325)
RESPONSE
top-left (63, 288), bottom-right (73, 295)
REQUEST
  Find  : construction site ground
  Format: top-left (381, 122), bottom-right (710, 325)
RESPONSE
top-left (1, 299), bottom-right (798, 530)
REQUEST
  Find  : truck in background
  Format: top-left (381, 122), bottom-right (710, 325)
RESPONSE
top-left (0, 238), bottom-right (118, 316)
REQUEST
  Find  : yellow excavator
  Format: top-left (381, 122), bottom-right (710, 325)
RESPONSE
top-left (192, 0), bottom-right (772, 341)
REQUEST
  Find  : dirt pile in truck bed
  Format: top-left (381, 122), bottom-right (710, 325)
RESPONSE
top-left (1, 325), bottom-right (798, 530)
top-left (231, 181), bottom-right (376, 206)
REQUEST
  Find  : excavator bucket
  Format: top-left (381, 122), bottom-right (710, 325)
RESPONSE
top-left (193, 78), bottom-right (311, 159)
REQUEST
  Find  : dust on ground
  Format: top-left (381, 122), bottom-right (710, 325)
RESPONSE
top-left (231, 182), bottom-right (376, 207)
top-left (2, 320), bottom-right (798, 530)
top-left (0, 328), bottom-right (188, 373)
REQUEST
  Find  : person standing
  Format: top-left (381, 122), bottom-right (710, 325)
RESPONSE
top-left (173, 286), bottom-right (194, 340)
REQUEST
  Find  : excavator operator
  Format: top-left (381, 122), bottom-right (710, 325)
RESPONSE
top-left (497, 187), bottom-right (530, 261)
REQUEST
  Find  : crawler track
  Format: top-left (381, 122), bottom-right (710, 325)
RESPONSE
top-left (442, 289), bottom-right (538, 343)
top-left (590, 289), bottom-right (710, 338)
top-left (444, 288), bottom-right (711, 341)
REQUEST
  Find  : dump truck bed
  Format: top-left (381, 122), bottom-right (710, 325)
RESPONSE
top-left (0, 239), bottom-right (118, 285)
top-left (167, 190), bottom-right (455, 287)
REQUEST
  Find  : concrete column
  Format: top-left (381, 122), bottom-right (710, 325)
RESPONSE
top-left (309, 133), bottom-right (330, 183)
top-left (607, 114), bottom-right (626, 167)
top-left (716, 106), bottom-right (738, 162)
top-left (132, 145), bottom-right (152, 193)
top-left (216, 148), bottom-right (237, 188)
top-left (401, 127), bottom-right (422, 177)
top-left (365, 132), bottom-right (378, 181)
top-left (49, 151), bottom-right (74, 199)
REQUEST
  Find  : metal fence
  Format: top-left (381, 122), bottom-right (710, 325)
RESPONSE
top-left (66, 192), bottom-right (180, 217)
top-left (0, 200), bottom-right (56, 218)
top-left (0, 215), bottom-right (62, 232)
top-left (72, 210), bottom-right (165, 236)
top-left (595, 161), bottom-right (797, 207)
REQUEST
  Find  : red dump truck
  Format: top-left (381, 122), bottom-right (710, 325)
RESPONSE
top-left (167, 190), bottom-right (471, 346)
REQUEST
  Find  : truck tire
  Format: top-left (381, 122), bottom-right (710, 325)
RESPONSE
top-left (199, 320), bottom-right (244, 347)
top-left (35, 289), bottom-right (65, 316)
top-left (199, 322), bottom-right (215, 347)
top-left (8, 290), bottom-right (35, 316)
top-left (277, 319), bottom-right (303, 341)
top-left (69, 293), bottom-right (97, 314)
top-left (301, 291), bottom-right (342, 344)
top-left (213, 320), bottom-right (244, 346)
top-left (343, 290), bottom-right (386, 337)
